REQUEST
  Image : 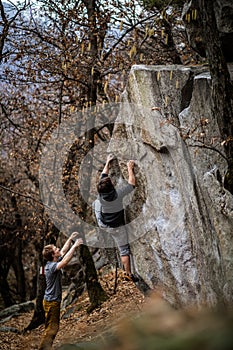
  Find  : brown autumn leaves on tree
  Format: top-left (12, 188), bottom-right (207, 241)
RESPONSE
top-left (0, 0), bottom-right (189, 314)
top-left (0, 0), bottom-right (232, 331)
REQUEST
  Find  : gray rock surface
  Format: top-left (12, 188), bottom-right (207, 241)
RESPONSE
top-left (108, 64), bottom-right (233, 308)
top-left (0, 301), bottom-right (34, 320)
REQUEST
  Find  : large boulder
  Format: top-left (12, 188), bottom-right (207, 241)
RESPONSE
top-left (107, 64), bottom-right (233, 308)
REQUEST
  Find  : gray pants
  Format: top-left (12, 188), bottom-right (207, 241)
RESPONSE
top-left (105, 226), bottom-right (130, 256)
top-left (93, 199), bottom-right (130, 255)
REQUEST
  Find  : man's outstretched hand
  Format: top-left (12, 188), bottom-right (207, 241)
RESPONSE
top-left (70, 232), bottom-right (83, 247)
top-left (70, 231), bottom-right (80, 241)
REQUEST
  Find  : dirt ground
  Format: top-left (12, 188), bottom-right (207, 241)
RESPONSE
top-left (0, 269), bottom-right (146, 350)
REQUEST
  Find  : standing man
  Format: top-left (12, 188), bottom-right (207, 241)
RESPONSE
top-left (96, 154), bottom-right (138, 282)
top-left (39, 232), bottom-right (83, 350)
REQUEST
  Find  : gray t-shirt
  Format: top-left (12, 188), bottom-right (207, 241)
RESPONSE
top-left (44, 257), bottom-right (62, 302)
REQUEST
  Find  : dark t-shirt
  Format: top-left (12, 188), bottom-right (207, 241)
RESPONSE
top-left (99, 173), bottom-right (134, 228)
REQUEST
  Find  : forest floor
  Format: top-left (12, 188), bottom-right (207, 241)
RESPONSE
top-left (0, 268), bottom-right (146, 350)
top-left (2, 268), bottom-right (233, 350)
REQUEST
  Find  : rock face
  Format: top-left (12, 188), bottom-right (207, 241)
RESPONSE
top-left (108, 64), bottom-right (233, 308)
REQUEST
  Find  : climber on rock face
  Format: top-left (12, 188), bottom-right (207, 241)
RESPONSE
top-left (96, 154), bottom-right (138, 283)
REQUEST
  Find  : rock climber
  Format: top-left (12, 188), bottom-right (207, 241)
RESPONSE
top-left (95, 154), bottom-right (138, 282)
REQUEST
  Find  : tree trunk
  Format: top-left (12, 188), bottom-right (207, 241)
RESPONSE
top-left (12, 238), bottom-right (26, 303)
top-left (162, 15), bottom-right (182, 64)
top-left (79, 244), bottom-right (108, 313)
top-left (71, 0), bottom-right (108, 313)
top-left (10, 197), bottom-right (26, 302)
top-left (24, 272), bottom-right (46, 332)
top-left (197, 0), bottom-right (233, 193)
top-left (0, 269), bottom-right (14, 307)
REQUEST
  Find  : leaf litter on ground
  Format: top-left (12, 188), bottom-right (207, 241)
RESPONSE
top-left (0, 268), bottom-right (145, 350)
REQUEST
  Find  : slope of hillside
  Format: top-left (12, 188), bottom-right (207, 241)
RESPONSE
top-left (1, 268), bottom-right (233, 350)
top-left (0, 269), bottom-right (145, 350)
